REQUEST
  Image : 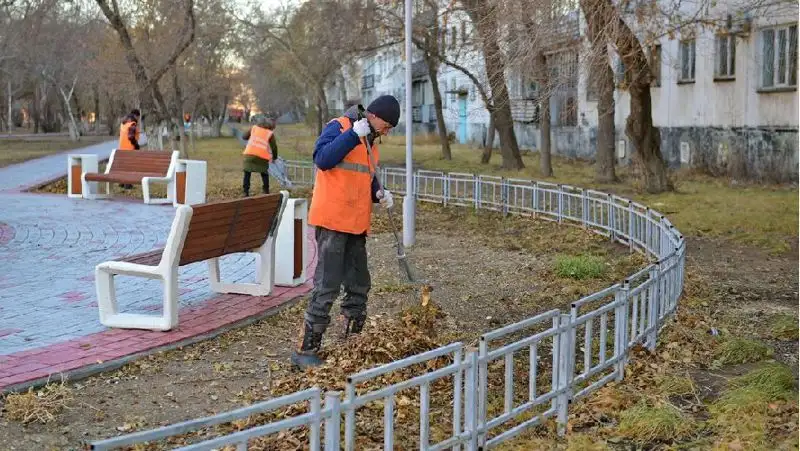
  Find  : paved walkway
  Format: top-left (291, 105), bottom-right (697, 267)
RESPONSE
top-left (0, 141), bottom-right (315, 392)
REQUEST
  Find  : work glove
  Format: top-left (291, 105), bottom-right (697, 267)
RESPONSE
top-left (377, 189), bottom-right (394, 210)
top-left (353, 118), bottom-right (370, 137)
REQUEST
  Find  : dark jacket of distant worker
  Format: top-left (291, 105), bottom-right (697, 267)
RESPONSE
top-left (241, 117), bottom-right (278, 196)
top-left (118, 109), bottom-right (141, 151)
top-left (291, 95), bottom-right (400, 370)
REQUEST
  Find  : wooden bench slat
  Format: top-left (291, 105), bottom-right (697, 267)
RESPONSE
top-left (177, 193), bottom-right (284, 266)
top-left (85, 172), bottom-right (166, 184)
top-left (119, 249), bottom-right (164, 266)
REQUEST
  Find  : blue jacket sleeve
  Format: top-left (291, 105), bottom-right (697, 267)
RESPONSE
top-left (313, 121), bottom-right (361, 170)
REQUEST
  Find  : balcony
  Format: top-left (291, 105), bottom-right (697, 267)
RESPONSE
top-left (362, 74), bottom-right (374, 89)
top-left (412, 106), bottom-right (422, 123)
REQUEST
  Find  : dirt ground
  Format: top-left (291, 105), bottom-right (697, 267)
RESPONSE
top-left (0, 204), bottom-right (647, 450)
top-left (0, 200), bottom-right (796, 450)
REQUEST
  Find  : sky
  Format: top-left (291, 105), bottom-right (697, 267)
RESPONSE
top-left (232, 0), bottom-right (300, 14)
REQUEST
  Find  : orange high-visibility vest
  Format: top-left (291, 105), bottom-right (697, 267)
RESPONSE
top-left (243, 126), bottom-right (273, 161)
top-left (118, 120), bottom-right (139, 150)
top-left (308, 117), bottom-right (380, 235)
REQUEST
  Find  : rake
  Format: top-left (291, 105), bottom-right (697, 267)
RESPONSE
top-left (363, 136), bottom-right (419, 284)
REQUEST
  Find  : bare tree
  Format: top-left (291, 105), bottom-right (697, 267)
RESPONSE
top-left (581, 0), bottom-right (617, 182)
top-left (244, 0), bottom-right (374, 135)
top-left (93, 0), bottom-right (196, 150)
top-left (460, 0), bottom-right (524, 169)
top-left (372, 1), bottom-right (453, 160)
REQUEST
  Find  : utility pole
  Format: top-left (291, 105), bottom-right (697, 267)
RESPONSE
top-left (402, 0), bottom-right (416, 247)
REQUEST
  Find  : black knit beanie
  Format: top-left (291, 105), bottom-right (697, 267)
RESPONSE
top-left (366, 95), bottom-right (400, 127)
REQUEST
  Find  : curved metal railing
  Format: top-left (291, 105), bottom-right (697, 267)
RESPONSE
top-left (92, 160), bottom-right (685, 451)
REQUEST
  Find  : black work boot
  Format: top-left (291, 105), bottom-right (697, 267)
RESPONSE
top-left (340, 314), bottom-right (367, 340)
top-left (290, 321), bottom-right (325, 370)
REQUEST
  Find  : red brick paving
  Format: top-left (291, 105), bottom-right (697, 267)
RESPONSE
top-left (0, 231), bottom-right (317, 393)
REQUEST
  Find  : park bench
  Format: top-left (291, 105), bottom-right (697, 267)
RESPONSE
top-left (95, 191), bottom-right (288, 331)
top-left (81, 149), bottom-right (179, 204)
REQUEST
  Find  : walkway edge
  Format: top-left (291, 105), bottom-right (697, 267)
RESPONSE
top-left (1, 294), bottom-right (305, 395)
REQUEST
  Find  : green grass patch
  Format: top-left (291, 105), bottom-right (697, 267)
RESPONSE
top-left (0, 136), bottom-right (111, 168)
top-left (656, 374), bottom-right (697, 398)
top-left (555, 255), bottom-right (606, 280)
top-left (616, 401), bottom-right (697, 443)
top-left (709, 363), bottom-right (797, 447)
top-left (729, 363), bottom-right (797, 400)
top-left (713, 337), bottom-right (774, 366)
top-left (767, 314), bottom-right (799, 341)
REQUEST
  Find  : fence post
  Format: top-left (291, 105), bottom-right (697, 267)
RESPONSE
top-left (501, 178), bottom-right (509, 216)
top-left (581, 189), bottom-right (589, 228)
top-left (647, 266), bottom-right (660, 351)
top-left (473, 175), bottom-right (480, 211)
top-left (344, 380), bottom-right (356, 451)
top-left (452, 348), bottom-right (463, 451)
top-left (465, 350), bottom-right (480, 451)
top-left (477, 339), bottom-right (488, 448)
top-left (608, 194), bottom-right (616, 242)
top-left (555, 313), bottom-right (573, 437)
top-left (628, 201), bottom-right (634, 253)
top-left (324, 392), bottom-right (341, 451)
top-left (557, 185), bottom-right (563, 223)
top-left (532, 182), bottom-right (538, 218)
top-left (614, 285), bottom-right (630, 382)
top-left (311, 390), bottom-right (322, 451)
top-left (444, 173), bottom-right (450, 206)
top-left (645, 209), bottom-right (652, 258)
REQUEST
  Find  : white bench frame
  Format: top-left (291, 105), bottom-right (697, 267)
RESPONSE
top-left (81, 149), bottom-right (180, 205)
top-left (96, 191), bottom-right (289, 331)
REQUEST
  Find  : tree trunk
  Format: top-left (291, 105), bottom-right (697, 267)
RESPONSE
top-left (535, 52), bottom-right (553, 177)
top-left (587, 0), bottom-right (670, 192)
top-left (32, 88), bottom-right (40, 134)
top-left (481, 113), bottom-right (495, 164)
top-left (93, 84), bottom-right (100, 132)
top-left (463, 0), bottom-right (524, 170)
top-left (58, 77), bottom-right (80, 141)
top-left (172, 68), bottom-right (188, 158)
top-left (595, 62), bottom-right (617, 182)
top-left (315, 82), bottom-right (329, 136)
top-left (539, 92), bottom-right (552, 177)
top-left (581, 0), bottom-right (617, 183)
top-left (6, 81), bottom-right (12, 132)
top-left (425, 54), bottom-right (451, 160)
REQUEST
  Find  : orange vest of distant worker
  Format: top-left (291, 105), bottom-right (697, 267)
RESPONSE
top-left (118, 120), bottom-right (139, 150)
top-left (308, 117), bottom-right (380, 235)
top-left (243, 126), bottom-right (273, 161)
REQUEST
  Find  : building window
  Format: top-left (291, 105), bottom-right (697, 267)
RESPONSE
top-left (679, 39), bottom-right (696, 82)
top-left (461, 21), bottom-right (467, 45)
top-left (761, 24), bottom-right (798, 88)
top-left (451, 26), bottom-right (457, 50)
top-left (650, 44), bottom-right (661, 87)
top-left (586, 72), bottom-right (599, 101)
top-left (715, 34), bottom-right (736, 79)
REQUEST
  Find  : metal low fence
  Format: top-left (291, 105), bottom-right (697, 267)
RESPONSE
top-left (92, 161), bottom-right (686, 451)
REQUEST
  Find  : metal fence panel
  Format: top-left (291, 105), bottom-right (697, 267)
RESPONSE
top-left (98, 159), bottom-right (686, 450)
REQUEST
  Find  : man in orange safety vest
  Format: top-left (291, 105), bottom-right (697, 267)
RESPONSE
top-left (291, 95), bottom-right (399, 370)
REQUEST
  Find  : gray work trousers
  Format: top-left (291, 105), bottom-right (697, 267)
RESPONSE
top-left (304, 226), bottom-right (371, 332)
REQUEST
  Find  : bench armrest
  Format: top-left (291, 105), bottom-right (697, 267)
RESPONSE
top-left (96, 260), bottom-right (163, 278)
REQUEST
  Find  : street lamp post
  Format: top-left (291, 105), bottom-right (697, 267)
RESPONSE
top-left (402, 0), bottom-right (415, 247)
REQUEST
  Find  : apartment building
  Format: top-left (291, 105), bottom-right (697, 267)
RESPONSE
top-left (324, 0), bottom-right (798, 181)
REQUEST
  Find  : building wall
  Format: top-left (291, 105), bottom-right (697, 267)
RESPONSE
top-left (342, 1), bottom-right (798, 182)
